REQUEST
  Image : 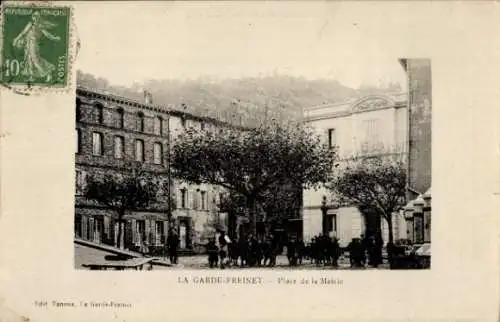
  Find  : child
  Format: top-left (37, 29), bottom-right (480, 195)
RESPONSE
top-left (206, 237), bottom-right (219, 268)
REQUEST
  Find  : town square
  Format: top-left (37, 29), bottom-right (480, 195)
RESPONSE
top-left (74, 57), bottom-right (431, 271)
top-left (68, 3), bottom-right (432, 271)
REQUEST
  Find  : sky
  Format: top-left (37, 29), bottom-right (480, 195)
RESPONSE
top-left (73, 2), bottom-right (408, 90)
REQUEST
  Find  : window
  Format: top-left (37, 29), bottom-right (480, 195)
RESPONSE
top-left (76, 170), bottom-right (82, 194)
top-left (193, 189), bottom-right (200, 210)
top-left (117, 108), bottom-right (124, 129)
top-left (180, 188), bottom-right (187, 208)
top-left (92, 132), bottom-right (103, 156)
top-left (76, 170), bottom-right (86, 195)
top-left (114, 136), bottom-right (124, 159)
top-left (201, 191), bottom-right (206, 210)
top-left (76, 99), bottom-right (82, 122)
top-left (362, 119), bottom-right (381, 150)
top-left (153, 142), bottom-right (163, 164)
top-left (325, 214), bottom-right (337, 234)
top-left (137, 112), bottom-right (145, 132)
top-left (200, 122), bottom-right (205, 130)
top-left (154, 117), bottom-right (163, 135)
top-left (75, 129), bottom-right (81, 154)
top-left (181, 118), bottom-right (186, 129)
top-left (155, 221), bottom-right (164, 245)
top-left (135, 139), bottom-right (144, 162)
top-left (95, 104), bottom-right (104, 124)
top-left (328, 128), bottom-right (336, 149)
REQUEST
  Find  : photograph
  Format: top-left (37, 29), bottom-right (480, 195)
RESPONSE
top-left (71, 3), bottom-right (432, 271)
top-left (2, 1), bottom-right (499, 322)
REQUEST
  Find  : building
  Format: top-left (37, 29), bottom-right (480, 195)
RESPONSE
top-left (399, 58), bottom-right (432, 245)
top-left (302, 92), bottom-right (409, 247)
top-left (74, 86), bottom-right (236, 253)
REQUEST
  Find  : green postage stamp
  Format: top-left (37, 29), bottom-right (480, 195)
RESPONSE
top-left (1, 3), bottom-right (72, 89)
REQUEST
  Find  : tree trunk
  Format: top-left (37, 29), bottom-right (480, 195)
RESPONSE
top-left (387, 215), bottom-right (394, 245)
top-left (386, 213), bottom-right (394, 265)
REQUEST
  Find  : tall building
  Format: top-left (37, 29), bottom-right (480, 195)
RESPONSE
top-left (303, 92), bottom-right (409, 247)
top-left (74, 86), bottom-right (236, 253)
top-left (399, 58), bottom-right (432, 245)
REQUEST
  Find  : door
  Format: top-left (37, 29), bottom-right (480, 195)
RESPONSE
top-left (155, 221), bottom-right (163, 246)
top-left (179, 223), bottom-right (187, 249)
top-left (136, 220), bottom-right (146, 246)
top-left (74, 214), bottom-right (82, 238)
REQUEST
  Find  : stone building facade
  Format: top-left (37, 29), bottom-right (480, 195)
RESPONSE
top-left (303, 92), bottom-right (409, 247)
top-left (399, 58), bottom-right (432, 245)
top-left (74, 87), bottom-right (231, 253)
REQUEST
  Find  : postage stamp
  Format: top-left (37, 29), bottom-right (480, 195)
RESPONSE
top-left (0, 3), bottom-right (72, 90)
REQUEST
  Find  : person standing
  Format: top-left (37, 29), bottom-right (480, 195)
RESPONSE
top-left (330, 237), bottom-right (341, 268)
top-left (238, 236), bottom-right (248, 267)
top-left (217, 229), bottom-right (230, 269)
top-left (297, 238), bottom-right (305, 265)
top-left (167, 228), bottom-right (179, 265)
top-left (228, 235), bottom-right (239, 267)
top-left (206, 237), bottom-right (219, 268)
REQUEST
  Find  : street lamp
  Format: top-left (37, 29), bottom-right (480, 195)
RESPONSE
top-left (413, 196), bottom-right (425, 244)
top-left (321, 195), bottom-right (328, 236)
top-left (403, 202), bottom-right (415, 243)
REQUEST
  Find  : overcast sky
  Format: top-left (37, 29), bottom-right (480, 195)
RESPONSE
top-left (73, 2), bottom-right (408, 90)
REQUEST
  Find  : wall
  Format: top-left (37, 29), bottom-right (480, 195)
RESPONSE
top-left (407, 59), bottom-right (432, 194)
top-left (75, 88), bottom-right (230, 251)
top-left (302, 93), bottom-right (408, 247)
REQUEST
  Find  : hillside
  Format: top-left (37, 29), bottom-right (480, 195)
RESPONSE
top-left (77, 71), bottom-right (402, 127)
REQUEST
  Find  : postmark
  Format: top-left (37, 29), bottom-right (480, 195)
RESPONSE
top-left (0, 2), bottom-right (74, 93)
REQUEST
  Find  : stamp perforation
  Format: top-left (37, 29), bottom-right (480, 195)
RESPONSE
top-left (0, 0), bottom-right (78, 95)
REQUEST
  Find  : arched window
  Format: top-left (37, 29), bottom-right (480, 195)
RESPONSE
top-left (137, 112), bottom-right (145, 132)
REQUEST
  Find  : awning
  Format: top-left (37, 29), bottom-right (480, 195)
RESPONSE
top-left (415, 243), bottom-right (431, 256)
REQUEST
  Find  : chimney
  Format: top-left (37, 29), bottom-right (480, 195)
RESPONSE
top-left (144, 90), bottom-right (153, 105)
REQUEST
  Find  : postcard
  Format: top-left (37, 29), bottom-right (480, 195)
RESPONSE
top-left (0, 1), bottom-right (498, 322)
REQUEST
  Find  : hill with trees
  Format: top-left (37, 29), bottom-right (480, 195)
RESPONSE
top-left (77, 70), bottom-right (402, 127)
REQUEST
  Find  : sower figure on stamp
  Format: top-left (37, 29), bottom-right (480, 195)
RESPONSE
top-left (12, 11), bottom-right (60, 83)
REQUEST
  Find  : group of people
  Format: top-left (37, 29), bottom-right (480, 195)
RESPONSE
top-left (205, 231), bottom-right (385, 269)
top-left (206, 231), bottom-right (282, 269)
top-left (346, 234), bottom-right (384, 268)
top-left (296, 234), bottom-right (343, 267)
top-left (205, 231), bottom-right (346, 269)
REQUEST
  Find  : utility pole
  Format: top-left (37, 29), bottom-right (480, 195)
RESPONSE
top-left (166, 114), bottom-right (172, 227)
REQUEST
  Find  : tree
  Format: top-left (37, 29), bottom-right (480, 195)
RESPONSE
top-left (83, 162), bottom-right (174, 249)
top-left (259, 182), bottom-right (302, 228)
top-left (171, 121), bottom-right (336, 235)
top-left (329, 155), bottom-right (406, 261)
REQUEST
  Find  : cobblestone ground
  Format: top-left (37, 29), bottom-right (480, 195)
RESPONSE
top-left (154, 255), bottom-right (389, 270)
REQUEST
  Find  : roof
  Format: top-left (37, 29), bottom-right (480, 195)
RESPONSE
top-left (76, 86), bottom-right (251, 130)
